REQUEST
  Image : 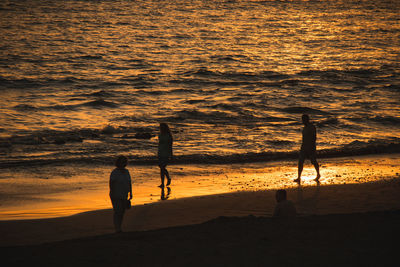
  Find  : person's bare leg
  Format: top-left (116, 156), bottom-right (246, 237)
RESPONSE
top-left (165, 168), bottom-right (171, 186)
top-left (294, 158), bottom-right (304, 183)
top-left (159, 167), bottom-right (165, 187)
top-left (112, 199), bottom-right (124, 233)
top-left (311, 158), bottom-right (320, 181)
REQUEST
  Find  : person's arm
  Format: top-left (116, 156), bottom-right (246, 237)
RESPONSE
top-left (169, 136), bottom-right (173, 159)
top-left (312, 125), bottom-right (317, 143)
top-left (109, 171), bottom-right (115, 195)
top-left (128, 171), bottom-right (132, 200)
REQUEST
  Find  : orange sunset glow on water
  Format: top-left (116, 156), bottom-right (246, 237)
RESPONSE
top-left (0, 0), bottom-right (399, 221)
top-left (2, 1), bottom-right (400, 266)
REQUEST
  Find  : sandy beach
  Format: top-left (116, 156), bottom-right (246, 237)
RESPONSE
top-left (1, 177), bottom-right (400, 246)
top-left (3, 210), bottom-right (400, 267)
top-left (1, 0), bottom-right (399, 265)
top-left (1, 154), bottom-right (400, 266)
top-left (1, 179), bottom-right (400, 266)
top-left (1, 153), bottom-right (399, 220)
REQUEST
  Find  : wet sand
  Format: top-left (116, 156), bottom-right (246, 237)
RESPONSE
top-left (1, 153), bottom-right (399, 220)
top-left (1, 177), bottom-right (400, 247)
top-left (1, 154), bottom-right (400, 266)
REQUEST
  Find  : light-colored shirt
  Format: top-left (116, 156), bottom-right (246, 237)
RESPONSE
top-left (273, 200), bottom-right (297, 218)
top-left (109, 168), bottom-right (131, 199)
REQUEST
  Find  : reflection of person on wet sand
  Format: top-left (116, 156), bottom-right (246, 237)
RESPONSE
top-left (158, 123), bottom-right (173, 188)
top-left (161, 186), bottom-right (171, 200)
top-left (273, 189), bottom-right (296, 218)
top-left (294, 114), bottom-right (320, 184)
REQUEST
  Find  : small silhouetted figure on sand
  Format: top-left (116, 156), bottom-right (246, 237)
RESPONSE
top-left (109, 155), bottom-right (132, 233)
top-left (273, 189), bottom-right (297, 218)
top-left (294, 114), bottom-right (320, 183)
top-left (158, 123), bottom-right (173, 188)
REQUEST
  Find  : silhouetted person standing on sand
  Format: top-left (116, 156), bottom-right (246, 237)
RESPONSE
top-left (158, 123), bottom-right (173, 188)
top-left (109, 155), bottom-right (132, 233)
top-left (273, 189), bottom-right (297, 218)
top-left (294, 114), bottom-right (320, 183)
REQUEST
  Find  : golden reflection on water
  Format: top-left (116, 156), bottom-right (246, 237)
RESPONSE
top-left (1, 1), bottom-right (399, 221)
top-left (1, 0), bottom-right (399, 158)
top-left (2, 0), bottom-right (398, 79)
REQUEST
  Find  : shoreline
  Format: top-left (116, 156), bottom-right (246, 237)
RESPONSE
top-left (0, 153), bottom-right (399, 221)
top-left (2, 144), bottom-right (400, 168)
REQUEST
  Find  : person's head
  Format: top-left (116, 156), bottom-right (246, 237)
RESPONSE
top-left (275, 189), bottom-right (287, 203)
top-left (302, 114), bottom-right (310, 125)
top-left (159, 123), bottom-right (171, 135)
top-left (115, 155), bottom-right (128, 169)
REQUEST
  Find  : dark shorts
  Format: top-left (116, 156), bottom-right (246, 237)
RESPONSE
top-left (299, 147), bottom-right (317, 161)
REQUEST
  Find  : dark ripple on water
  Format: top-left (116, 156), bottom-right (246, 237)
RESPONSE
top-left (13, 100), bottom-right (120, 111)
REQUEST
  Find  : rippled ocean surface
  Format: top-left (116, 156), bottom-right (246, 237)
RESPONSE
top-left (0, 0), bottom-right (399, 166)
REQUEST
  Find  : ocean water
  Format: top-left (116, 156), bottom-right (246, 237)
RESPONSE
top-left (1, 0), bottom-right (400, 167)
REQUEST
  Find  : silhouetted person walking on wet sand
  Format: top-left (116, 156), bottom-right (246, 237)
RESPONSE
top-left (294, 114), bottom-right (320, 183)
top-left (158, 123), bottom-right (173, 188)
top-left (109, 155), bottom-right (132, 233)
